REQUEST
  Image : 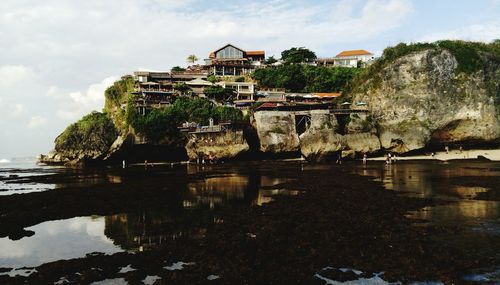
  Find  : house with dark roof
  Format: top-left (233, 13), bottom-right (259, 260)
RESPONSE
top-left (204, 44), bottom-right (265, 76)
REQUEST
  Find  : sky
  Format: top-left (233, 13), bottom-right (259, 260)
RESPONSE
top-left (1, 0), bottom-right (499, 159)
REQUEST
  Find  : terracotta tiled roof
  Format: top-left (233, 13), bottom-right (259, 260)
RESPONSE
top-left (312, 92), bottom-right (342, 98)
top-left (246, 51), bottom-right (265, 56)
top-left (335, 50), bottom-right (373, 57)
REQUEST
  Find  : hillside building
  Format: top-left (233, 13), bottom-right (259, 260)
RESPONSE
top-left (204, 44), bottom-right (265, 76)
top-left (316, 49), bottom-right (374, 68)
top-left (217, 81), bottom-right (255, 101)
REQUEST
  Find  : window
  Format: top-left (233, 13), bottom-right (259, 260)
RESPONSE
top-left (216, 45), bottom-right (244, 59)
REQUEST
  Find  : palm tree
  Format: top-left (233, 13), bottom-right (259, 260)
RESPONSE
top-left (187, 54), bottom-right (199, 64)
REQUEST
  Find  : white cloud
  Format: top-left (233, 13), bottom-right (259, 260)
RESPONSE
top-left (10, 104), bottom-right (24, 117)
top-left (418, 22), bottom-right (500, 43)
top-left (0, 65), bottom-right (34, 88)
top-left (27, 116), bottom-right (48, 128)
top-left (55, 76), bottom-right (117, 121)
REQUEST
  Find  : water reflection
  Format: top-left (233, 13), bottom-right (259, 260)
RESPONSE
top-left (351, 161), bottom-right (500, 223)
top-left (0, 217), bottom-right (121, 268)
top-left (104, 169), bottom-right (296, 251)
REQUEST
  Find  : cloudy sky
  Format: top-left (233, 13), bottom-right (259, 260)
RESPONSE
top-left (1, 0), bottom-right (499, 159)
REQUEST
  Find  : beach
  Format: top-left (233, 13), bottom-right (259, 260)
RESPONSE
top-left (368, 148), bottom-right (500, 162)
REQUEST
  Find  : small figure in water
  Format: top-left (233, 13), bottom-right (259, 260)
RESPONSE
top-left (144, 160), bottom-right (148, 169)
top-left (362, 153), bottom-right (367, 164)
top-left (122, 160), bottom-right (126, 168)
top-left (445, 145), bottom-right (449, 154)
top-left (336, 154), bottom-right (342, 164)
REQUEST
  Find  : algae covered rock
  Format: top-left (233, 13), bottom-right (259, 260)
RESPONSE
top-left (43, 112), bottom-right (119, 164)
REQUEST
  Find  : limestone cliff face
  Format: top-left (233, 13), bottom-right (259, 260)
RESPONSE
top-left (299, 110), bottom-right (345, 161)
top-left (351, 49), bottom-right (500, 152)
top-left (253, 111), bottom-right (300, 153)
top-left (185, 130), bottom-right (249, 161)
top-left (253, 110), bottom-right (381, 161)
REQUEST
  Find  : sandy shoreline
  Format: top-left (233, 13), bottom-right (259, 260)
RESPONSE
top-left (368, 148), bottom-right (500, 162)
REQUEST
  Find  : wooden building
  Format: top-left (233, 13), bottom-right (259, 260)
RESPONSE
top-left (204, 44), bottom-right (265, 76)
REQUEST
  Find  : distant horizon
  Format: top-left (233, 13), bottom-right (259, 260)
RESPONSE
top-left (1, 0), bottom-right (500, 158)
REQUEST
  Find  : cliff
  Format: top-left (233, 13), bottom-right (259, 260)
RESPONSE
top-left (350, 41), bottom-right (500, 152)
top-left (253, 110), bottom-right (381, 161)
top-left (39, 112), bottom-right (119, 165)
top-left (185, 130), bottom-right (250, 161)
top-left (253, 111), bottom-right (300, 153)
top-left (298, 110), bottom-right (345, 161)
top-left (41, 40), bottom-right (500, 165)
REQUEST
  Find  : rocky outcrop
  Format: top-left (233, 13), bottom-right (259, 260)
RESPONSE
top-left (351, 48), bottom-right (500, 152)
top-left (253, 110), bottom-right (382, 161)
top-left (345, 133), bottom-right (381, 154)
top-left (39, 112), bottom-right (119, 165)
top-left (253, 111), bottom-right (300, 153)
top-left (185, 130), bottom-right (249, 161)
top-left (299, 110), bottom-right (345, 161)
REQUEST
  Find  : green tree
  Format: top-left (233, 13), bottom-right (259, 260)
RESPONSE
top-left (264, 56), bottom-right (278, 65)
top-left (253, 65), bottom-right (360, 93)
top-left (171, 66), bottom-right (186, 73)
top-left (213, 106), bottom-right (243, 122)
top-left (207, 75), bottom-right (218, 83)
top-left (187, 54), bottom-right (199, 64)
top-left (173, 83), bottom-right (191, 95)
top-left (281, 47), bottom-right (317, 64)
top-left (203, 86), bottom-right (235, 103)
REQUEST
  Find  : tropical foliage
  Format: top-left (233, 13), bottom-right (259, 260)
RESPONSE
top-left (350, 40), bottom-right (500, 93)
top-left (252, 65), bottom-right (361, 93)
top-left (55, 111), bottom-right (118, 153)
top-left (126, 97), bottom-right (243, 144)
top-left (186, 54), bottom-right (199, 64)
top-left (281, 47), bottom-right (317, 64)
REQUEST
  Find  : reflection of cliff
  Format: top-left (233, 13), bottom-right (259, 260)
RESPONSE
top-left (104, 210), bottom-right (211, 251)
top-left (104, 170), bottom-right (296, 250)
top-left (184, 172), bottom-right (261, 209)
top-left (352, 163), bottom-right (500, 223)
top-left (184, 171), bottom-right (293, 209)
top-left (413, 201), bottom-right (500, 223)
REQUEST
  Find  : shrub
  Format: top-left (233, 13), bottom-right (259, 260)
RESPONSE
top-left (55, 111), bottom-right (118, 154)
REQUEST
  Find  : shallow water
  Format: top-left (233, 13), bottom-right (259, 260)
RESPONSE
top-left (350, 161), bottom-right (500, 225)
top-left (0, 163), bottom-right (298, 268)
top-left (1, 160), bottom-right (500, 283)
top-left (0, 217), bottom-right (121, 268)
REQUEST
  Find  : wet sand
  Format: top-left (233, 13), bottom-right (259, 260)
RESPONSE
top-left (0, 162), bottom-right (499, 284)
top-left (368, 148), bottom-right (500, 162)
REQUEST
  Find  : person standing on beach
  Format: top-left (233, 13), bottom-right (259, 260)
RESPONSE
top-left (445, 145), bottom-right (449, 154)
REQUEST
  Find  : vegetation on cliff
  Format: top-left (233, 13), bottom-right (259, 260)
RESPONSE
top-left (104, 76), bottom-right (135, 131)
top-left (252, 65), bottom-right (361, 93)
top-left (351, 40), bottom-right (500, 94)
top-left (126, 97), bottom-right (243, 144)
top-left (54, 111), bottom-right (118, 157)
